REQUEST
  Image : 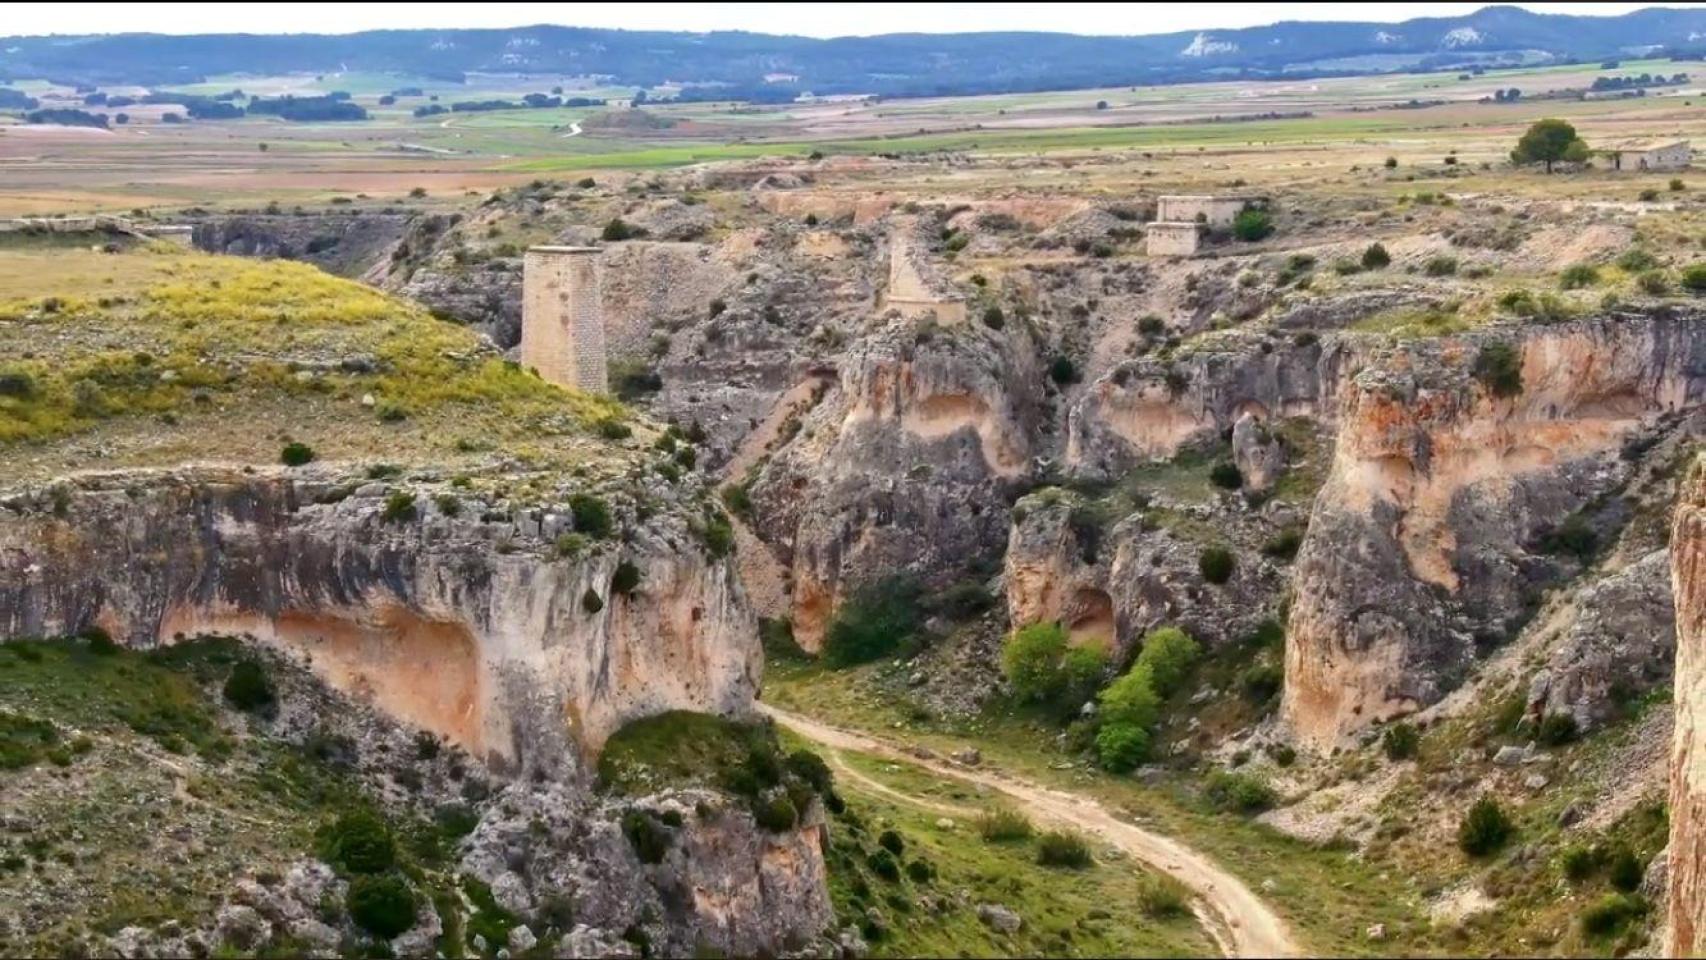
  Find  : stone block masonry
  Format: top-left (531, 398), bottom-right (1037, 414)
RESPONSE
top-left (522, 246), bottom-right (607, 394)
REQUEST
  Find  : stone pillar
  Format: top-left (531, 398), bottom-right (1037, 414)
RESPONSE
top-left (522, 246), bottom-right (607, 394)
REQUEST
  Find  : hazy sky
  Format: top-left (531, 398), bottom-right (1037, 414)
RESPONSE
top-left (8, 2), bottom-right (1697, 39)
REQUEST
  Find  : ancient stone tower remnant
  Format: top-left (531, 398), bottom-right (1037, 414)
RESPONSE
top-left (1145, 194), bottom-right (1267, 257)
top-left (522, 245), bottom-right (607, 394)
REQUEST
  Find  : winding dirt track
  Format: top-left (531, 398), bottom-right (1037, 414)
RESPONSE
top-left (762, 704), bottom-right (1301, 959)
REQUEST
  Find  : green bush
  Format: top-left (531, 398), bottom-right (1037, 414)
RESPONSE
top-left (1198, 547), bottom-right (1235, 584)
top-left (320, 810), bottom-right (397, 874)
top-left (867, 848), bottom-right (902, 882)
top-left (223, 660), bottom-right (275, 713)
top-left (1133, 626), bottom-right (1200, 698)
top-left (1240, 662), bottom-right (1283, 704)
top-left (1136, 875), bottom-right (1191, 919)
top-left (280, 442), bottom-right (315, 467)
top-left (1637, 270), bottom-right (1671, 295)
top-left (582, 588), bottom-right (604, 614)
top-left (1682, 263), bottom-right (1706, 294)
top-left (1559, 844), bottom-right (1602, 883)
top-left (347, 874), bottom-right (417, 938)
top-left (1536, 712), bottom-right (1579, 746)
top-left (1423, 255), bottom-right (1458, 277)
top-left (784, 749), bottom-right (833, 794)
top-left (1608, 846), bottom-right (1644, 892)
top-left (381, 491), bottom-right (417, 524)
top-left (1049, 356), bottom-right (1079, 385)
top-left (601, 218), bottom-right (637, 241)
top-left (1232, 209), bottom-right (1273, 242)
top-left (1095, 722), bottom-right (1151, 772)
top-left (982, 305), bottom-right (1005, 330)
top-left (976, 806), bottom-right (1033, 843)
top-left (596, 418), bottom-right (632, 440)
top-left (569, 494), bottom-right (614, 539)
top-left (1036, 830), bottom-right (1094, 869)
top-left (1473, 342), bottom-right (1523, 398)
top-left (1559, 264), bottom-right (1600, 289)
top-left (1001, 622), bottom-right (1071, 702)
top-left (610, 560), bottom-right (642, 595)
top-left (702, 509), bottom-right (735, 558)
top-left (1580, 892), bottom-right (1648, 939)
top-left (1540, 515), bottom-right (1597, 560)
top-left (905, 859), bottom-right (936, 884)
top-left (1617, 249), bottom-right (1658, 272)
top-left (822, 577), bottom-right (922, 668)
top-left (1381, 722), bottom-right (1420, 761)
top-left (1208, 461), bottom-right (1243, 490)
top-left (1673, 178), bottom-right (1687, 192)
top-left (1361, 242), bottom-right (1392, 269)
top-left (753, 794), bottom-right (798, 832)
top-left (0, 371), bottom-right (37, 399)
top-left (622, 810), bottom-right (672, 864)
top-left (1458, 795), bottom-right (1513, 857)
top-left (878, 829), bottom-right (906, 856)
top-left (1099, 665), bottom-right (1162, 730)
top-left (1261, 527), bottom-right (1304, 561)
top-left (1203, 771), bottom-right (1276, 814)
top-left (720, 483), bottom-right (753, 519)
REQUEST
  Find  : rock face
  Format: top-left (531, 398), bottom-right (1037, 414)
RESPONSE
top-left (0, 467), bottom-right (759, 776)
top-left (192, 213), bottom-right (415, 279)
top-left (751, 316), bottom-right (1044, 650)
top-left (1285, 311), bottom-right (1706, 746)
top-left (1671, 456), bottom-right (1706, 957)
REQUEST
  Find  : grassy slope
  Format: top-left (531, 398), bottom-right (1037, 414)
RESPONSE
top-left (0, 240), bottom-right (633, 487)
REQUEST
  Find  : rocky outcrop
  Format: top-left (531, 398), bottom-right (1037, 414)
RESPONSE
top-left (1671, 455), bottom-right (1706, 957)
top-left (751, 316), bottom-right (1044, 650)
top-left (1285, 311), bottom-right (1706, 747)
top-left (192, 213), bottom-right (414, 278)
top-left (0, 466), bottom-right (759, 777)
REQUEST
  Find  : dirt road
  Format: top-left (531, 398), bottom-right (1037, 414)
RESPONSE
top-left (762, 703), bottom-right (1301, 959)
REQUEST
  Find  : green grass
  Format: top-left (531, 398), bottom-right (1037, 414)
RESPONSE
top-left (596, 710), bottom-right (775, 795)
top-left (793, 733), bottom-right (1211, 958)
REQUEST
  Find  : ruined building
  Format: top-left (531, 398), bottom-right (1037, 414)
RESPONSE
top-left (1145, 195), bottom-right (1267, 257)
top-left (521, 245), bottom-right (608, 394)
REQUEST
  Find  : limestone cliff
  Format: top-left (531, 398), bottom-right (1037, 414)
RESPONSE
top-left (1285, 310), bottom-right (1706, 746)
top-left (1671, 455), bottom-right (1706, 957)
top-left (0, 466), bottom-right (759, 777)
top-left (751, 315), bottom-right (1043, 650)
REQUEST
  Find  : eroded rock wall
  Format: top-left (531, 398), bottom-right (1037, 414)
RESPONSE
top-left (0, 467), bottom-right (759, 777)
top-left (1285, 312), bottom-right (1706, 746)
top-left (1671, 455), bottom-right (1706, 957)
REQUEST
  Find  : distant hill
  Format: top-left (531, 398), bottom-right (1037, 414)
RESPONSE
top-left (5, 5), bottom-right (1706, 99)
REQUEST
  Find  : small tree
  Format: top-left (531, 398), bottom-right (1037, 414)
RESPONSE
top-left (1361, 242), bottom-right (1391, 270)
top-left (1002, 623), bottom-right (1071, 703)
top-left (1511, 119), bottom-right (1586, 173)
top-left (1199, 546), bottom-right (1235, 584)
top-left (1473, 342), bottom-right (1524, 398)
top-left (1458, 795), bottom-right (1513, 856)
top-left (1232, 209), bottom-right (1273, 242)
top-left (1099, 665), bottom-right (1162, 730)
top-left (1133, 626), bottom-right (1200, 698)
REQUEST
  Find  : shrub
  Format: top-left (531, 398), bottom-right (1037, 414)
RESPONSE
top-left (1683, 263), bottom-right (1706, 294)
top-left (280, 442), bottom-right (315, 466)
top-left (1232, 209), bottom-right (1273, 242)
top-left (1049, 356), bottom-right (1078, 385)
top-left (1381, 722), bottom-right (1420, 761)
top-left (601, 218), bottom-right (637, 241)
top-left (1617, 249), bottom-right (1659, 272)
top-left (1384, 156), bottom-right (1398, 169)
top-left (1036, 830), bottom-right (1093, 869)
top-left (1262, 527), bottom-right (1305, 561)
top-left (1208, 461), bottom-right (1243, 490)
top-left (1639, 188), bottom-right (1660, 202)
top-left (905, 859), bottom-right (935, 884)
top-left (1240, 663), bottom-right (1283, 703)
top-left (1095, 722), bottom-right (1151, 772)
top-left (785, 749), bottom-right (834, 794)
top-left (582, 588), bottom-right (604, 614)
top-left (1559, 844), bottom-right (1602, 883)
top-left (878, 829), bottom-right (906, 856)
top-left (1136, 875), bottom-right (1191, 919)
top-left (753, 793), bottom-right (799, 832)
top-left (982, 305), bottom-right (1005, 329)
top-left (1423, 255), bottom-right (1458, 277)
top-left (576, 177), bottom-right (596, 189)
top-left (0, 371), bottom-right (37, 399)
top-left (1580, 892), bottom-right (1648, 938)
top-left (1198, 547), bottom-right (1235, 584)
top-left (702, 509), bottom-right (735, 558)
top-left (822, 577), bottom-right (922, 668)
top-left (1559, 264), bottom-right (1600, 289)
top-left (610, 560), bottom-right (642, 596)
top-left (1135, 627), bottom-right (1200, 698)
top-left (1001, 622), bottom-right (1080, 703)
top-left (566, 493), bottom-right (614, 539)
top-left (320, 810), bottom-right (396, 874)
top-left (867, 848), bottom-right (902, 882)
top-left (1473, 342), bottom-right (1523, 398)
top-left (976, 806), bottom-right (1033, 843)
top-left (1608, 846), bottom-right (1644, 892)
top-left (1536, 712), bottom-right (1579, 746)
top-left (1099, 665), bottom-right (1162, 730)
top-left (1673, 178), bottom-right (1687, 192)
top-left (1458, 795), bottom-right (1513, 857)
top-left (1637, 270), bottom-right (1670, 295)
top-left (223, 660), bottom-right (276, 713)
top-left (347, 874), bottom-right (417, 938)
top-left (932, 579), bottom-right (996, 620)
top-left (1540, 514), bottom-right (1597, 560)
top-left (1204, 771), bottom-right (1276, 814)
top-left (381, 491), bottom-right (417, 524)
top-left (596, 419), bottom-right (632, 440)
top-left (622, 810), bottom-right (672, 864)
